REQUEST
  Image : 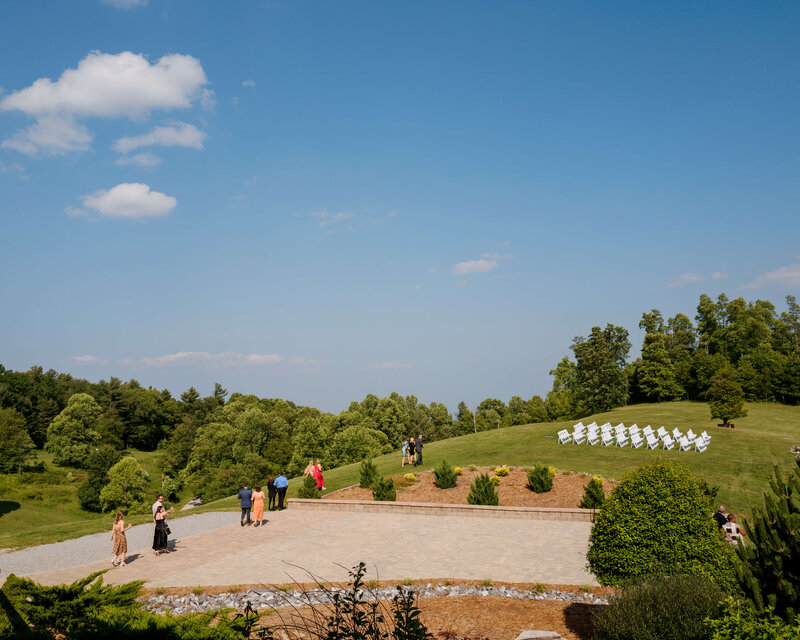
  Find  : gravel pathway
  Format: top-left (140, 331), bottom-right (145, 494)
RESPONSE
top-left (0, 511), bottom-right (236, 577)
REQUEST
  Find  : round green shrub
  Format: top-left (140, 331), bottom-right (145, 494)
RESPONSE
top-left (594, 574), bottom-right (725, 640)
top-left (297, 473), bottom-right (320, 499)
top-left (579, 477), bottom-right (605, 509)
top-left (359, 458), bottom-right (379, 488)
top-left (433, 460), bottom-right (457, 489)
top-left (526, 463), bottom-right (554, 493)
top-left (372, 476), bottom-right (396, 501)
top-left (467, 473), bottom-right (498, 506)
top-left (587, 459), bottom-right (736, 589)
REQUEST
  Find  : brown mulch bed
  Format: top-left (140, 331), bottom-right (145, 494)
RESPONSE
top-left (323, 468), bottom-right (615, 509)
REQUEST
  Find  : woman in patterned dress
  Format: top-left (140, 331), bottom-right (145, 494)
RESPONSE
top-left (110, 510), bottom-right (131, 567)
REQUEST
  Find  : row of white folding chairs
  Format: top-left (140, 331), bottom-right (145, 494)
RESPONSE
top-left (559, 425), bottom-right (710, 452)
top-left (571, 421), bottom-right (710, 443)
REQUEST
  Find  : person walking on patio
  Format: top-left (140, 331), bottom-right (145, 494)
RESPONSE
top-left (274, 472), bottom-right (289, 510)
top-left (267, 476), bottom-right (277, 511)
top-left (153, 506), bottom-right (170, 555)
top-left (239, 482), bottom-right (253, 526)
top-left (252, 484), bottom-right (266, 526)
top-left (110, 510), bottom-right (131, 567)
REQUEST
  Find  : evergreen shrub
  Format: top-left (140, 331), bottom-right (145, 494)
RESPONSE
top-left (706, 598), bottom-right (800, 640)
top-left (359, 458), bottom-right (379, 488)
top-left (467, 473), bottom-right (498, 506)
top-left (297, 474), bottom-right (321, 499)
top-left (526, 463), bottom-right (554, 493)
top-left (579, 477), bottom-right (605, 509)
top-left (433, 460), bottom-right (457, 489)
top-left (735, 460), bottom-right (800, 624)
top-left (593, 574), bottom-right (724, 640)
top-left (372, 476), bottom-right (396, 501)
top-left (587, 460), bottom-right (736, 589)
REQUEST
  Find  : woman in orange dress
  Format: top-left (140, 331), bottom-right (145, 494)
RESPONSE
top-left (252, 484), bottom-right (266, 526)
top-left (110, 510), bottom-right (132, 567)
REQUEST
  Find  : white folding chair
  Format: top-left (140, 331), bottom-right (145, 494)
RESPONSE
top-left (701, 430), bottom-right (711, 443)
top-left (601, 432), bottom-right (614, 446)
top-left (557, 429), bottom-right (572, 444)
top-left (574, 422), bottom-right (585, 430)
top-left (662, 435), bottom-right (675, 451)
top-left (587, 422), bottom-right (598, 429)
top-left (601, 422), bottom-right (611, 429)
top-left (630, 433), bottom-right (644, 448)
top-left (573, 431), bottom-right (586, 445)
top-left (587, 430), bottom-right (600, 446)
top-left (646, 434), bottom-right (659, 449)
top-left (628, 423), bottom-right (638, 431)
top-left (628, 426), bottom-right (641, 439)
top-left (642, 425), bottom-right (654, 438)
top-left (686, 429), bottom-right (696, 441)
top-left (678, 436), bottom-right (692, 451)
top-left (616, 432), bottom-right (629, 447)
top-left (657, 427), bottom-right (668, 439)
top-left (672, 428), bottom-right (683, 440)
top-left (694, 437), bottom-right (707, 452)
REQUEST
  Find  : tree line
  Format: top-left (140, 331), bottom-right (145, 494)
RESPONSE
top-left (0, 292), bottom-right (797, 510)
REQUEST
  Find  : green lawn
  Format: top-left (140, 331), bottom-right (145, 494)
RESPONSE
top-left (1, 401), bottom-right (797, 550)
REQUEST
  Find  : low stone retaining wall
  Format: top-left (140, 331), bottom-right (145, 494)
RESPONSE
top-left (289, 498), bottom-right (595, 522)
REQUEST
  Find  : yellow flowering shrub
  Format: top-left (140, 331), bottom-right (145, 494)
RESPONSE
top-left (453, 467), bottom-right (463, 476)
top-left (403, 473), bottom-right (417, 482)
top-left (494, 465), bottom-right (510, 477)
top-left (490, 475), bottom-right (502, 486)
top-left (548, 466), bottom-right (556, 477)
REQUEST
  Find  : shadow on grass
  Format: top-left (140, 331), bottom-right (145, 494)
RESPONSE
top-left (0, 501), bottom-right (21, 518)
top-left (0, 586), bottom-right (27, 634)
top-left (564, 602), bottom-right (603, 640)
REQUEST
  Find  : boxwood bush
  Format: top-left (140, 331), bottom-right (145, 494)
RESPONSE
top-left (587, 459), bottom-right (736, 590)
top-left (593, 574), bottom-right (724, 640)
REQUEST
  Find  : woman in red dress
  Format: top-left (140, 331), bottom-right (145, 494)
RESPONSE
top-left (313, 458), bottom-right (326, 491)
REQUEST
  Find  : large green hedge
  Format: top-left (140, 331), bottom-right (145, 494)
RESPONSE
top-left (587, 459), bottom-right (736, 590)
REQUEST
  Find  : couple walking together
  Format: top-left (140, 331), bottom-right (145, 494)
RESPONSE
top-left (303, 459), bottom-right (326, 490)
top-left (238, 473), bottom-right (289, 526)
top-left (401, 434), bottom-right (423, 466)
top-left (109, 493), bottom-right (174, 567)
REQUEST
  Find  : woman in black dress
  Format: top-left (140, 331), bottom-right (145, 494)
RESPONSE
top-left (267, 476), bottom-right (277, 511)
top-left (153, 505), bottom-right (169, 555)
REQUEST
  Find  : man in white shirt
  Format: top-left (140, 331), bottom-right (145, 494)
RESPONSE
top-left (152, 495), bottom-right (164, 517)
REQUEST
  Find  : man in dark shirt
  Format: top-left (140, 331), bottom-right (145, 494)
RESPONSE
top-left (238, 483), bottom-right (253, 526)
top-left (713, 505), bottom-right (727, 528)
top-left (414, 434), bottom-right (423, 466)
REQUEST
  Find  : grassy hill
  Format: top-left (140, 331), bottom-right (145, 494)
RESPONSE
top-left (1, 401), bottom-right (797, 550)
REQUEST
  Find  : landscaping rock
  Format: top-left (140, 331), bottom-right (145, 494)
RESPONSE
top-left (515, 632), bottom-right (564, 640)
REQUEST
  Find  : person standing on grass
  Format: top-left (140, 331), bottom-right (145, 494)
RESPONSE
top-left (303, 460), bottom-right (315, 476)
top-left (267, 476), bottom-right (277, 511)
top-left (401, 438), bottom-right (409, 466)
top-left (723, 514), bottom-right (747, 546)
top-left (414, 434), bottom-right (423, 466)
top-left (713, 505), bottom-right (727, 528)
top-left (274, 472), bottom-right (289, 510)
top-left (313, 459), bottom-right (326, 491)
top-left (252, 484), bottom-right (266, 527)
top-left (407, 437), bottom-right (417, 465)
top-left (110, 509), bottom-right (131, 567)
top-left (238, 482), bottom-right (253, 526)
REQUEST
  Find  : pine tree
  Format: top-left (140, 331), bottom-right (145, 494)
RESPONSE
top-left (579, 477), bottom-right (605, 509)
top-left (433, 460), bottom-right (457, 489)
top-left (736, 460), bottom-right (800, 624)
top-left (372, 476), bottom-right (396, 501)
top-left (297, 473), bottom-right (321, 499)
top-left (360, 458), bottom-right (379, 488)
top-left (467, 473), bottom-right (499, 506)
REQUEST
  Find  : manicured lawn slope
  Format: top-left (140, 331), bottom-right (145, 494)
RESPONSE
top-left (1, 402), bottom-right (797, 550)
top-left (204, 402), bottom-right (799, 521)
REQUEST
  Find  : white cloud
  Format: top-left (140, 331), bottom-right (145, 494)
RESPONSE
top-left (668, 273), bottom-right (706, 288)
top-left (0, 51), bottom-right (208, 155)
top-left (122, 351), bottom-right (283, 367)
top-left (114, 122), bottom-right (206, 153)
top-left (80, 183), bottom-right (177, 220)
top-left (72, 354), bottom-right (108, 365)
top-left (743, 264), bottom-right (800, 290)
top-left (308, 210), bottom-right (356, 227)
top-left (114, 152), bottom-right (162, 167)
top-left (0, 160), bottom-right (27, 178)
top-left (480, 252), bottom-right (512, 260)
top-left (451, 259), bottom-right (498, 275)
top-left (101, 0), bottom-right (148, 8)
top-left (64, 206), bottom-right (89, 217)
top-left (200, 88), bottom-right (216, 111)
top-left (370, 361), bottom-right (413, 371)
top-left (712, 272), bottom-right (729, 281)
top-left (242, 79), bottom-right (256, 89)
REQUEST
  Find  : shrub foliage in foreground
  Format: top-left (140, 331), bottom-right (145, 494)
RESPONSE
top-left (706, 598), bottom-right (800, 640)
top-left (587, 459), bottom-right (736, 589)
top-left (359, 458), bottom-right (379, 488)
top-left (579, 476), bottom-right (605, 509)
top-left (526, 463), bottom-right (554, 493)
top-left (467, 473), bottom-right (498, 506)
top-left (372, 476), bottom-right (396, 501)
top-left (735, 460), bottom-right (800, 624)
top-left (432, 460), bottom-right (457, 489)
top-left (593, 574), bottom-right (724, 640)
top-left (297, 473), bottom-right (320, 499)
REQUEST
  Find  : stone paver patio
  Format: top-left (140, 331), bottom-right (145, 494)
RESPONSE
top-left (27, 508), bottom-right (596, 587)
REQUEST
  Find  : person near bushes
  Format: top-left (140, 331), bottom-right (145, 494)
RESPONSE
top-left (406, 437), bottom-right (416, 465)
top-left (414, 434), bottom-right (423, 466)
top-left (401, 438), bottom-right (409, 466)
top-left (713, 505), bottom-right (728, 528)
top-left (252, 484), bottom-right (266, 526)
top-left (722, 513), bottom-right (747, 546)
top-left (238, 482), bottom-right (253, 526)
top-left (153, 505), bottom-right (170, 555)
top-left (267, 476), bottom-right (277, 511)
top-left (303, 460), bottom-right (315, 476)
top-left (274, 472), bottom-right (289, 510)
top-left (313, 459), bottom-right (326, 490)
top-left (110, 509), bottom-right (131, 567)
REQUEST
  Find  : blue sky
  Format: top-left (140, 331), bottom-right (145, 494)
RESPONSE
top-left (2, 0), bottom-right (799, 412)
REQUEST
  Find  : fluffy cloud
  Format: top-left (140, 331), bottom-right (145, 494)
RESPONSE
top-left (242, 79), bottom-right (256, 89)
top-left (451, 259), bottom-right (498, 275)
top-left (122, 351), bottom-right (283, 367)
top-left (101, 0), bottom-right (148, 8)
top-left (72, 355), bottom-right (109, 365)
top-left (0, 160), bottom-right (27, 178)
top-left (115, 122), bottom-right (206, 153)
top-left (743, 264), bottom-right (800, 290)
top-left (711, 272), bottom-right (729, 281)
top-left (114, 152), bottom-right (162, 167)
top-left (308, 210), bottom-right (356, 227)
top-left (0, 51), bottom-right (208, 155)
top-left (668, 273), bottom-right (706, 288)
top-left (78, 183), bottom-right (177, 220)
top-left (370, 361), bottom-right (413, 371)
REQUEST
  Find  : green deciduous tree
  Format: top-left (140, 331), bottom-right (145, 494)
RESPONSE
top-left (571, 324), bottom-right (631, 416)
top-left (0, 407), bottom-right (35, 473)
top-left (99, 456), bottom-right (149, 513)
top-left (45, 393), bottom-right (101, 467)
top-left (708, 368), bottom-right (748, 426)
top-left (326, 425), bottom-right (392, 468)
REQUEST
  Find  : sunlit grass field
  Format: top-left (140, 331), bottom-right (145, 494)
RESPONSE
top-left (1, 401), bottom-right (797, 550)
